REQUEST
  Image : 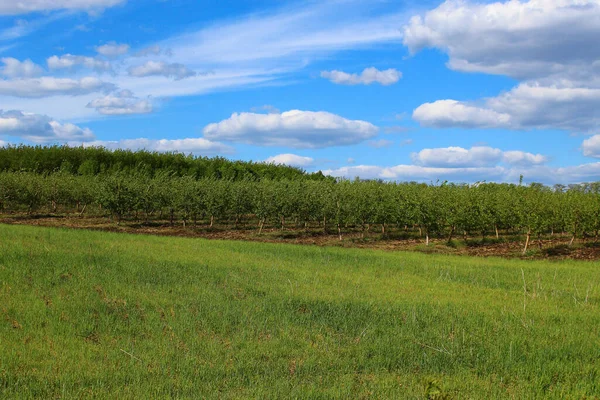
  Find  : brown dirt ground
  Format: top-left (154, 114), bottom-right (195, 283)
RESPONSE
top-left (2, 215), bottom-right (600, 261)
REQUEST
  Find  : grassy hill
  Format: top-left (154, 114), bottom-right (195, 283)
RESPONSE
top-left (0, 224), bottom-right (598, 398)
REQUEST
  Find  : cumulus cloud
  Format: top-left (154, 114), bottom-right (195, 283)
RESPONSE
top-left (321, 67), bottom-right (401, 86)
top-left (406, 0), bottom-right (600, 134)
top-left (0, 77), bottom-right (115, 98)
top-left (86, 90), bottom-right (153, 115)
top-left (47, 54), bottom-right (112, 72)
top-left (133, 45), bottom-right (168, 57)
top-left (96, 42), bottom-right (129, 57)
top-left (582, 135), bottom-right (600, 158)
top-left (265, 153), bottom-right (314, 167)
top-left (82, 137), bottom-right (233, 155)
top-left (128, 61), bottom-right (196, 80)
top-left (414, 84), bottom-right (600, 133)
top-left (0, 0), bottom-right (126, 15)
top-left (403, 0), bottom-right (600, 84)
top-left (323, 162), bottom-right (600, 185)
top-left (413, 99), bottom-right (511, 129)
top-left (0, 109), bottom-right (94, 142)
top-left (411, 146), bottom-right (547, 168)
top-left (203, 110), bottom-right (378, 148)
top-left (502, 150), bottom-right (549, 167)
top-left (1, 58), bottom-right (43, 78)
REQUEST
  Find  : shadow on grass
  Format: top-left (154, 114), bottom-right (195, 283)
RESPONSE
top-left (544, 244), bottom-right (572, 257)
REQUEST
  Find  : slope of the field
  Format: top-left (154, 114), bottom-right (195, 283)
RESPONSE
top-left (0, 225), bottom-right (599, 399)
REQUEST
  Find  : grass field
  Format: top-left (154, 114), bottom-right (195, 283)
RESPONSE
top-left (1, 224), bottom-right (599, 399)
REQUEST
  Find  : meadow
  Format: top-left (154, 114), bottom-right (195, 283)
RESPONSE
top-left (1, 224), bottom-right (599, 399)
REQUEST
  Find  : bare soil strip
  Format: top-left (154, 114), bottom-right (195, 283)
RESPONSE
top-left (3, 215), bottom-right (600, 261)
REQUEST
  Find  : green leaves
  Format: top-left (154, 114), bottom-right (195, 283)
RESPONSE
top-left (2, 170), bottom-right (600, 244)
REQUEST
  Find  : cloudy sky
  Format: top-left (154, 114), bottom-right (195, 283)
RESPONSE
top-left (0, 0), bottom-right (599, 184)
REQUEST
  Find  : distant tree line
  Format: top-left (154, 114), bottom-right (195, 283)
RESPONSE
top-left (1, 168), bottom-right (600, 254)
top-left (0, 145), bottom-right (330, 181)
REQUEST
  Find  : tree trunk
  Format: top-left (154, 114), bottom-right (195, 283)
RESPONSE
top-left (210, 215), bottom-right (214, 229)
top-left (495, 225), bottom-right (499, 239)
top-left (258, 218), bottom-right (265, 235)
top-left (323, 216), bottom-right (327, 234)
top-left (522, 229), bottom-right (531, 255)
top-left (280, 215), bottom-right (285, 231)
top-left (337, 224), bottom-right (342, 241)
top-left (425, 232), bottom-right (430, 246)
top-left (569, 234), bottom-right (576, 247)
top-left (79, 203), bottom-right (87, 217)
top-left (447, 225), bottom-right (455, 243)
top-left (381, 223), bottom-right (386, 235)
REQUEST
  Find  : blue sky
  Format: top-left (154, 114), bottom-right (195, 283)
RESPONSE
top-left (0, 0), bottom-right (599, 184)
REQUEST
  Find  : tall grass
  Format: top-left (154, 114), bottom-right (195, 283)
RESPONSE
top-left (0, 224), bottom-right (598, 398)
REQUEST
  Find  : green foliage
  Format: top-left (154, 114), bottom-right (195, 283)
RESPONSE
top-left (2, 169), bottom-right (600, 248)
top-left (0, 144), bottom-right (329, 181)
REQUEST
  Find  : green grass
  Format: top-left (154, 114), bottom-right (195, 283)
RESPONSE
top-left (0, 224), bottom-right (599, 399)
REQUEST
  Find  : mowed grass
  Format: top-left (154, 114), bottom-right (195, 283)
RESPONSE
top-left (0, 225), bottom-right (599, 399)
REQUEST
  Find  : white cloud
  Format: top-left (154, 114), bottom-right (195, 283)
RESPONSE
top-left (324, 164), bottom-right (506, 182)
top-left (502, 150), bottom-right (548, 166)
top-left (0, 109), bottom-right (94, 142)
top-left (1, 58), bottom-right (43, 78)
top-left (133, 45), bottom-right (165, 57)
top-left (368, 139), bottom-right (393, 148)
top-left (321, 67), bottom-right (401, 86)
top-left (407, 0), bottom-right (600, 134)
top-left (0, 2), bottom-right (408, 121)
top-left (403, 0), bottom-right (600, 84)
top-left (203, 110), bottom-right (378, 148)
top-left (86, 90), bottom-right (153, 115)
top-left (582, 135), bottom-right (600, 158)
top-left (412, 146), bottom-right (503, 168)
top-left (411, 146), bottom-right (547, 168)
top-left (96, 42), bottom-right (129, 57)
top-left (164, 2), bottom-right (404, 67)
top-left (47, 54), bottom-right (112, 72)
top-left (0, 77), bottom-right (114, 98)
top-left (413, 99), bottom-right (511, 129)
top-left (265, 153), bottom-right (314, 167)
top-left (128, 61), bottom-right (196, 80)
top-left (0, 0), bottom-right (126, 15)
top-left (323, 162), bottom-right (600, 185)
top-left (414, 84), bottom-right (600, 132)
top-left (82, 137), bottom-right (233, 155)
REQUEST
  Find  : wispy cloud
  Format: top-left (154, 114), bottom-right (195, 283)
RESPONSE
top-left (0, 1), bottom-right (410, 121)
top-left (0, 0), bottom-right (126, 16)
top-left (321, 67), bottom-right (401, 86)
